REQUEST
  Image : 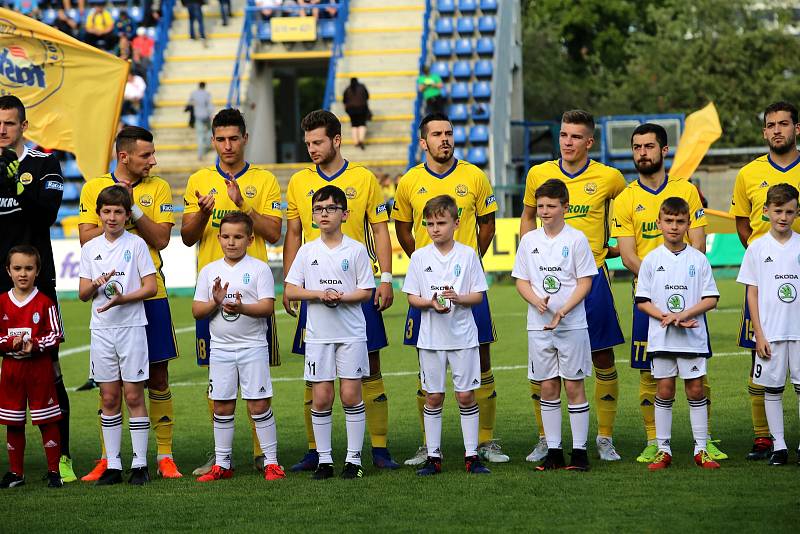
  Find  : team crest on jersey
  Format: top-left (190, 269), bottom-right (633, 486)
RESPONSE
top-left (245, 185), bottom-right (257, 198)
top-left (562, 246), bottom-right (569, 258)
top-left (243, 273), bottom-right (251, 284)
top-left (667, 294), bottom-right (685, 312)
top-left (689, 265), bottom-right (696, 278)
top-left (345, 187), bottom-right (357, 199)
top-left (123, 249), bottom-right (132, 262)
top-left (455, 184), bottom-right (468, 197)
top-left (19, 172), bottom-right (33, 186)
top-left (584, 182), bottom-right (598, 195)
top-left (778, 283), bottom-right (797, 303)
top-left (543, 275), bottom-right (561, 294)
top-left (139, 194), bottom-right (153, 207)
top-left (454, 264), bottom-right (462, 277)
top-left (32, 312), bottom-right (40, 324)
top-left (341, 259), bottom-right (349, 272)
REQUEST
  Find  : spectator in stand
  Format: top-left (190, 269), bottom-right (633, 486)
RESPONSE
top-left (219, 0), bottom-right (231, 26)
top-left (256, 0), bottom-right (282, 20)
top-left (122, 71), bottom-right (146, 120)
top-left (114, 9), bottom-right (135, 40)
top-left (13, 0), bottom-right (39, 16)
top-left (342, 77), bottom-right (370, 150)
top-left (132, 26), bottom-right (155, 59)
top-left (84, 2), bottom-right (117, 51)
top-left (54, 8), bottom-right (79, 38)
top-left (187, 81), bottom-right (214, 160)
top-left (303, 0), bottom-right (337, 19)
top-left (182, 0), bottom-right (207, 43)
top-left (131, 46), bottom-right (150, 79)
top-left (116, 33), bottom-right (131, 60)
top-left (418, 66), bottom-right (445, 116)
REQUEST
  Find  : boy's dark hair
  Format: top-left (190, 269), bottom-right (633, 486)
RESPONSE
top-left (312, 185), bottom-right (348, 210)
top-left (212, 108), bottom-right (247, 135)
top-left (116, 125), bottom-right (153, 154)
top-left (561, 109), bottom-right (595, 132)
top-left (423, 194), bottom-right (458, 220)
top-left (96, 185), bottom-right (132, 214)
top-left (765, 183), bottom-right (800, 207)
top-left (219, 211), bottom-right (254, 235)
top-left (534, 178), bottom-right (569, 204)
top-left (763, 101), bottom-right (799, 126)
top-left (0, 95), bottom-right (26, 122)
top-left (659, 196), bottom-right (690, 217)
top-left (631, 123), bottom-right (668, 149)
top-left (300, 109), bottom-right (341, 139)
top-left (419, 112), bottom-right (451, 138)
top-left (6, 244), bottom-right (40, 270)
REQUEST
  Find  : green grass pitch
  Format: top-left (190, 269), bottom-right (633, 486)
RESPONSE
top-left (1, 278), bottom-right (798, 532)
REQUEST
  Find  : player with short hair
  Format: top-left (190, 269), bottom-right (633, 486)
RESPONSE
top-left (513, 179), bottom-right (596, 471)
top-left (77, 125), bottom-right (183, 480)
top-left (612, 123), bottom-right (726, 463)
top-left (0, 245), bottom-right (64, 489)
top-left (730, 101), bottom-right (800, 460)
top-left (284, 185), bottom-right (375, 480)
top-left (635, 197), bottom-right (721, 471)
top-left (394, 112), bottom-right (508, 465)
top-left (283, 109), bottom-right (399, 472)
top-left (736, 183), bottom-right (800, 466)
top-left (192, 212), bottom-right (285, 482)
top-left (520, 109), bottom-right (626, 462)
top-left (403, 195), bottom-right (491, 476)
top-left (181, 108), bottom-right (283, 475)
top-left (78, 185), bottom-right (158, 485)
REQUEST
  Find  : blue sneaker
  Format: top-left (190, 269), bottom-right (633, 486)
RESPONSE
top-left (290, 450), bottom-right (319, 472)
top-left (372, 447), bottom-right (401, 470)
top-left (465, 455), bottom-right (491, 474)
top-left (416, 457), bottom-right (442, 476)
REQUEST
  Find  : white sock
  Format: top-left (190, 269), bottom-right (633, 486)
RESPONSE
top-left (343, 402), bottom-right (366, 466)
top-left (459, 403), bottom-right (480, 457)
top-left (765, 388), bottom-right (787, 451)
top-left (252, 409), bottom-right (278, 465)
top-left (129, 416), bottom-right (150, 469)
top-left (213, 413), bottom-right (235, 469)
top-left (540, 398), bottom-right (562, 450)
top-left (568, 401), bottom-right (589, 450)
top-left (423, 405), bottom-right (443, 458)
top-left (101, 412), bottom-right (123, 470)
top-left (688, 397), bottom-right (709, 455)
top-left (654, 397), bottom-right (674, 455)
top-left (311, 408), bottom-right (333, 464)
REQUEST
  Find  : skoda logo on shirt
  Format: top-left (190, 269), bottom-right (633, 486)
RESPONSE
top-left (543, 275), bottom-right (561, 294)
top-left (243, 273), bottom-right (251, 284)
top-left (221, 309), bottom-right (240, 321)
top-left (778, 283), bottom-right (797, 303)
top-left (562, 246), bottom-right (569, 258)
top-left (341, 259), bottom-right (349, 272)
top-left (667, 294), bottom-right (685, 312)
top-left (454, 264), bottom-right (462, 277)
top-left (124, 250), bottom-right (132, 262)
top-left (104, 280), bottom-right (124, 299)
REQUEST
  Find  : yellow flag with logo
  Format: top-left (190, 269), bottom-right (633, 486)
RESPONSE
top-left (670, 102), bottom-right (722, 180)
top-left (0, 8), bottom-right (129, 179)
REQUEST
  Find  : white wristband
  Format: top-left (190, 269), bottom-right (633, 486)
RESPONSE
top-left (131, 204), bottom-right (144, 221)
top-left (380, 272), bottom-right (393, 284)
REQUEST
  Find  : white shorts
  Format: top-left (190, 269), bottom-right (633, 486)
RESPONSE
top-left (650, 354), bottom-right (707, 380)
top-left (90, 326), bottom-right (149, 383)
top-left (528, 328), bottom-right (592, 381)
top-left (753, 340), bottom-right (800, 388)
top-left (419, 347), bottom-right (481, 393)
top-left (208, 346), bottom-right (273, 400)
top-left (304, 342), bottom-right (369, 382)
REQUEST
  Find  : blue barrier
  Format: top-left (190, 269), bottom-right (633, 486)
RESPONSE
top-left (138, 0), bottom-right (175, 129)
top-left (407, 0), bottom-right (432, 169)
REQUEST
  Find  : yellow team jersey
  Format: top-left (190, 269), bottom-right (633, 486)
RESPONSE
top-left (729, 154), bottom-right (800, 243)
top-left (611, 176), bottom-right (707, 259)
top-left (393, 159), bottom-right (497, 251)
top-left (286, 161), bottom-right (388, 266)
top-left (524, 159), bottom-right (626, 267)
top-left (78, 173), bottom-right (174, 299)
top-left (183, 163), bottom-right (282, 272)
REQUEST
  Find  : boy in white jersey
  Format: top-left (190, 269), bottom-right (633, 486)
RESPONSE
top-left (635, 197), bottom-right (720, 471)
top-left (737, 183), bottom-right (800, 466)
top-left (78, 186), bottom-right (157, 486)
top-left (512, 179), bottom-right (596, 471)
top-left (284, 185), bottom-right (375, 480)
top-left (403, 195), bottom-right (491, 476)
top-left (192, 212), bottom-right (285, 482)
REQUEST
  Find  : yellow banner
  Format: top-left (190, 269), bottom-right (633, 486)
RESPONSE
top-left (270, 16), bottom-right (318, 42)
top-left (671, 102), bottom-right (722, 181)
top-left (0, 9), bottom-right (128, 179)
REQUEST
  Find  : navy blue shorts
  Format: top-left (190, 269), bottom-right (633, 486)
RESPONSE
top-left (738, 287), bottom-right (756, 350)
top-left (585, 264), bottom-right (625, 352)
top-left (291, 288), bottom-right (388, 355)
top-left (144, 298), bottom-right (178, 364)
top-left (196, 313), bottom-right (280, 367)
top-left (403, 291), bottom-right (497, 346)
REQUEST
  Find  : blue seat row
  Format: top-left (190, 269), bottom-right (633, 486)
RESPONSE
top-left (453, 124), bottom-right (490, 145)
top-left (448, 103), bottom-right (490, 123)
top-left (433, 37), bottom-right (495, 57)
top-left (438, 0), bottom-right (498, 14)
top-left (41, 5), bottom-right (144, 25)
top-left (453, 146), bottom-right (488, 167)
top-left (435, 16), bottom-right (496, 36)
top-left (433, 59), bottom-right (493, 79)
top-left (448, 81), bottom-right (491, 101)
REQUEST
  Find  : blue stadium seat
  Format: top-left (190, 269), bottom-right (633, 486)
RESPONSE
top-left (474, 59), bottom-right (493, 78)
top-left (62, 159), bottom-right (81, 179)
top-left (469, 125), bottom-right (489, 144)
top-left (454, 147), bottom-right (465, 161)
top-left (454, 38), bottom-right (473, 56)
top-left (62, 181), bottom-right (81, 202)
top-left (435, 17), bottom-right (454, 36)
top-left (66, 8), bottom-right (79, 21)
top-left (472, 81), bottom-right (491, 100)
top-left (456, 17), bottom-right (474, 35)
top-left (438, 0), bottom-right (455, 14)
top-left (109, 7), bottom-right (120, 19)
top-left (438, 84), bottom-right (449, 99)
top-left (319, 19), bottom-right (336, 39)
top-left (480, 0), bottom-right (498, 12)
top-left (146, 27), bottom-right (157, 38)
top-left (458, 0), bottom-right (477, 14)
top-left (450, 82), bottom-right (470, 101)
top-left (448, 103), bottom-right (469, 122)
top-left (452, 60), bottom-right (471, 80)
top-left (467, 146), bottom-right (488, 166)
top-left (478, 15), bottom-right (496, 34)
top-left (50, 226), bottom-right (65, 240)
top-left (476, 37), bottom-right (494, 56)
top-left (453, 126), bottom-right (467, 146)
top-left (129, 6), bottom-right (143, 23)
top-left (433, 39), bottom-right (453, 57)
top-left (257, 21), bottom-right (272, 41)
top-left (42, 8), bottom-right (56, 25)
top-left (431, 61), bottom-right (450, 79)
top-left (471, 103), bottom-right (490, 122)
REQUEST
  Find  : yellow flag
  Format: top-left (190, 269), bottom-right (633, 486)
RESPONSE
top-left (0, 9), bottom-right (129, 179)
top-left (670, 102), bottom-right (722, 180)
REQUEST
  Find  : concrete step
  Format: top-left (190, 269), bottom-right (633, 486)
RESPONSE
top-left (160, 60), bottom-right (245, 78)
top-left (351, 0), bottom-right (425, 8)
top-left (345, 31), bottom-right (421, 50)
top-left (347, 10), bottom-right (423, 28)
top-left (336, 53), bottom-right (418, 72)
top-left (156, 80), bottom-right (233, 102)
top-left (166, 37), bottom-right (240, 56)
top-left (334, 74), bottom-right (417, 92)
top-left (331, 97), bottom-right (414, 116)
top-left (153, 127), bottom-right (198, 145)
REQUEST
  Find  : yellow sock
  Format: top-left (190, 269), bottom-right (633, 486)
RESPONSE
top-left (702, 375), bottom-right (712, 435)
top-left (416, 375), bottom-right (427, 443)
top-left (97, 393), bottom-right (106, 458)
top-left (304, 381), bottom-right (316, 450)
top-left (529, 379), bottom-right (544, 438)
top-left (362, 373), bottom-right (388, 448)
top-left (594, 365), bottom-right (619, 438)
top-left (639, 371), bottom-right (657, 441)
top-left (749, 376), bottom-right (769, 437)
top-left (148, 387), bottom-right (174, 458)
top-left (476, 369), bottom-right (496, 445)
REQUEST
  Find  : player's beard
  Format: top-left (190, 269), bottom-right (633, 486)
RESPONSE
top-left (428, 144), bottom-right (453, 164)
top-left (768, 133), bottom-right (797, 155)
top-left (634, 153), bottom-right (664, 176)
top-left (316, 144), bottom-right (338, 166)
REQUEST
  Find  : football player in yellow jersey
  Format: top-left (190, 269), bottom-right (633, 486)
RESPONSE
top-left (393, 112), bottom-right (508, 465)
top-left (76, 126), bottom-right (183, 480)
top-left (180, 109), bottom-right (283, 475)
top-left (520, 110), bottom-right (627, 463)
top-left (612, 123), bottom-right (727, 463)
top-left (729, 101), bottom-right (800, 460)
top-left (282, 110), bottom-right (399, 472)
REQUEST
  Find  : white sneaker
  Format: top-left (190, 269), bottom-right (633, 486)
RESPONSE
top-left (404, 446), bottom-right (428, 466)
top-left (191, 452), bottom-right (215, 476)
top-left (478, 440), bottom-right (510, 463)
top-left (525, 437), bottom-right (548, 462)
top-left (596, 436), bottom-right (622, 461)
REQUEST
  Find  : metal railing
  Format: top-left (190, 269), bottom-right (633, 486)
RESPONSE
top-left (227, 0), bottom-right (257, 108)
top-left (138, 0), bottom-right (175, 129)
top-left (407, 0), bottom-right (432, 169)
top-left (322, 0), bottom-right (350, 110)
